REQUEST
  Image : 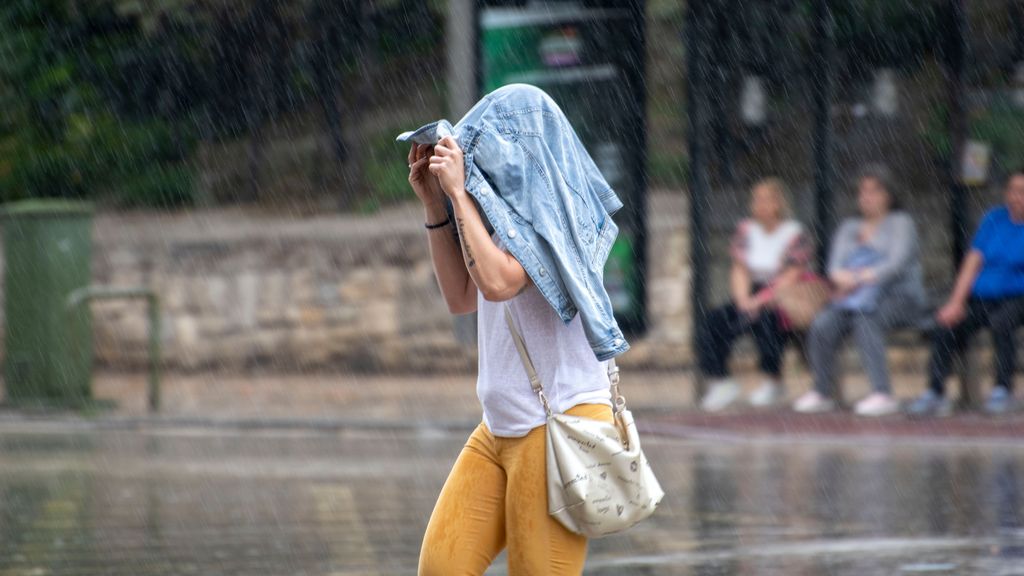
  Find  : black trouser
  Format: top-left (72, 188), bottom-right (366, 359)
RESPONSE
top-left (928, 296), bottom-right (1024, 395)
top-left (698, 302), bottom-right (786, 379)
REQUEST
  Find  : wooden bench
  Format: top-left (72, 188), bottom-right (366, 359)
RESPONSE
top-left (695, 303), bottom-right (1021, 409)
top-left (887, 324), bottom-right (980, 409)
top-left (786, 319), bottom-right (1019, 409)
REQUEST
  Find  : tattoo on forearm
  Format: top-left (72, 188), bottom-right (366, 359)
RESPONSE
top-left (456, 217), bottom-right (475, 267)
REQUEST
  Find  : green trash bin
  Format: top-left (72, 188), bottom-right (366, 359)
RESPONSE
top-left (1, 199), bottom-right (95, 407)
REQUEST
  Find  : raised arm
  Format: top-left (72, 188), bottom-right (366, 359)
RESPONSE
top-left (422, 197), bottom-right (479, 314)
top-left (410, 143), bottom-right (477, 314)
top-left (430, 136), bottom-right (532, 303)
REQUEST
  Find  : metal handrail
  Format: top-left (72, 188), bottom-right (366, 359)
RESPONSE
top-left (66, 285), bottom-right (162, 413)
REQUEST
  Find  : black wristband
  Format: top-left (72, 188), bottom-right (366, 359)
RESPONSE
top-left (425, 215), bottom-right (451, 229)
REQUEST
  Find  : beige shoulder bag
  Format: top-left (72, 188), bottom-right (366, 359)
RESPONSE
top-left (503, 302), bottom-right (664, 538)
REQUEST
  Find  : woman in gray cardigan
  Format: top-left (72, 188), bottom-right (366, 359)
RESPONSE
top-left (793, 165), bottom-right (928, 416)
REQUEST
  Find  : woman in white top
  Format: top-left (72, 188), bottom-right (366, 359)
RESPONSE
top-left (406, 136), bottom-right (615, 574)
top-left (698, 178), bottom-right (813, 412)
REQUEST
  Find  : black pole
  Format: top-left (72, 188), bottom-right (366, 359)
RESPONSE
top-left (624, 0), bottom-right (648, 336)
top-left (946, 0), bottom-right (968, 267)
top-left (1012, 0), bottom-right (1024, 64)
top-left (686, 0), bottom-right (710, 401)
top-left (710, 0), bottom-right (740, 188)
top-left (810, 0), bottom-right (835, 273)
top-left (472, 0), bottom-right (481, 97)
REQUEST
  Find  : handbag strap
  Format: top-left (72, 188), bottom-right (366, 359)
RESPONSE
top-left (503, 302), bottom-right (625, 416)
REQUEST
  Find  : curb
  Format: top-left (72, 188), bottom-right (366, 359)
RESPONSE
top-left (1, 410), bottom-right (1023, 448)
top-left (0, 414), bottom-right (480, 435)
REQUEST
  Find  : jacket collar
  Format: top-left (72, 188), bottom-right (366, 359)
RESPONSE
top-left (395, 119), bottom-right (455, 146)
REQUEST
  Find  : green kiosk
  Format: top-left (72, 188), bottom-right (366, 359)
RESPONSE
top-left (477, 0), bottom-right (648, 335)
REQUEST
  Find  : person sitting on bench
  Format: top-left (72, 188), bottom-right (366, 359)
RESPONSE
top-left (793, 164), bottom-right (927, 417)
top-left (907, 168), bottom-right (1024, 417)
top-left (698, 177), bottom-right (813, 411)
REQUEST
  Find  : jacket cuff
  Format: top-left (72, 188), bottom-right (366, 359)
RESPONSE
top-left (593, 333), bottom-right (631, 361)
top-left (598, 186), bottom-right (624, 216)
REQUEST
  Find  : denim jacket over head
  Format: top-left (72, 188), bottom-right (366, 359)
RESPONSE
top-left (397, 83), bottom-right (630, 361)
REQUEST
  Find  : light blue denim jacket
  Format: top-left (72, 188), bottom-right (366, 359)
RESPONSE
top-left (397, 83), bottom-right (630, 361)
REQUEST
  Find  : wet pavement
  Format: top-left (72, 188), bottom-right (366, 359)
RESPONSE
top-left (6, 368), bottom-right (1023, 436)
top-left (1, 423), bottom-right (1022, 575)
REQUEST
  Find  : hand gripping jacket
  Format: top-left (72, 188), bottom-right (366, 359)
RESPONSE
top-left (397, 83), bottom-right (630, 361)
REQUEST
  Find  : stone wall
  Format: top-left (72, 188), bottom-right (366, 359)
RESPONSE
top-left (0, 188), bottom-right (1012, 376)
top-left (0, 192), bottom-right (690, 374)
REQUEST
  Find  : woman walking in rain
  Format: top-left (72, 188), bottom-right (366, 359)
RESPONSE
top-left (401, 84), bottom-right (628, 575)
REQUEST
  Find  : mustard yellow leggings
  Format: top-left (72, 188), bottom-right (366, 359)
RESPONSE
top-left (418, 402), bottom-right (614, 575)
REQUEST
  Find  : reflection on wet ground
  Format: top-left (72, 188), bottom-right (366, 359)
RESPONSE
top-left (0, 427), bottom-right (1021, 575)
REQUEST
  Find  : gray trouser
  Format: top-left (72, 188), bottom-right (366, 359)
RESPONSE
top-left (808, 294), bottom-right (922, 397)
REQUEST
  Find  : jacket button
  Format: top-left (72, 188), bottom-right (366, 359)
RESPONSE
top-left (613, 338), bottom-right (623, 346)
top-left (507, 228), bottom-right (517, 239)
top-left (539, 268), bottom-right (546, 276)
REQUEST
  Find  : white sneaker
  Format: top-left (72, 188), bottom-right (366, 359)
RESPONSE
top-left (748, 379), bottom-right (784, 408)
top-left (701, 379), bottom-right (741, 412)
top-left (792, 390), bottom-right (837, 413)
top-left (854, 393), bottom-right (900, 417)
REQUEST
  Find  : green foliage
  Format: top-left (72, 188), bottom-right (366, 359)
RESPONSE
top-left (831, 0), bottom-right (942, 74)
top-left (972, 105), bottom-right (1024, 170)
top-left (0, 0), bottom-right (455, 211)
top-left (648, 149), bottom-right (689, 189)
top-left (111, 163), bottom-right (195, 208)
top-left (790, 0), bottom-right (942, 81)
top-left (359, 124), bottom-right (419, 214)
top-left (0, 0), bottom-right (199, 207)
top-left (924, 100), bottom-right (1024, 172)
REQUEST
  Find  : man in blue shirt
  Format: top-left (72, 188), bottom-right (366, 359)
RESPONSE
top-left (908, 168), bottom-right (1024, 416)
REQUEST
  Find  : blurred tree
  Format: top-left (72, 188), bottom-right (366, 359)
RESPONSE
top-left (0, 0), bottom-right (453, 211)
top-left (305, 0), bottom-right (357, 166)
top-left (829, 0), bottom-right (942, 81)
top-left (0, 0), bottom-right (200, 207)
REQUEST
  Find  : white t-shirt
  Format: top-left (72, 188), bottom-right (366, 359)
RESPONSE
top-left (475, 231), bottom-right (612, 437)
top-left (733, 219), bottom-right (806, 284)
